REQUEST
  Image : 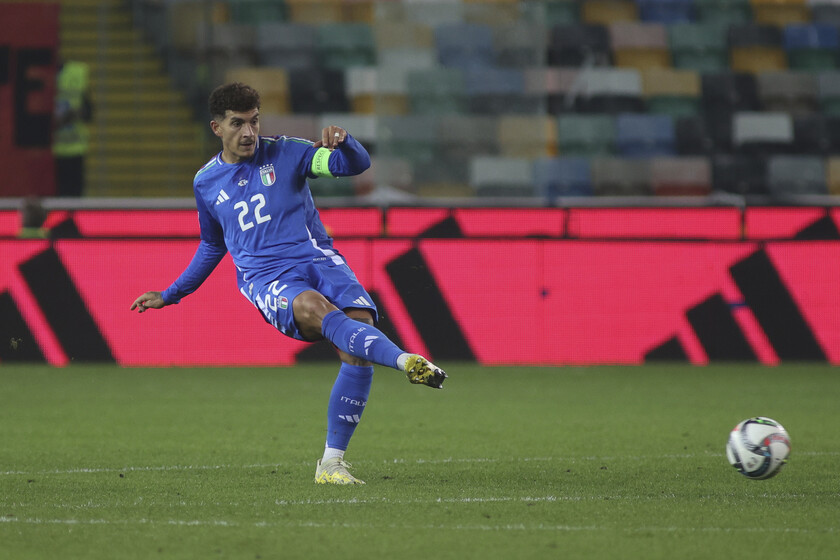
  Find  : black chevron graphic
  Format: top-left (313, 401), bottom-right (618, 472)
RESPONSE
top-left (646, 241), bottom-right (827, 363)
top-left (18, 248), bottom-right (114, 362)
top-left (386, 246), bottom-right (475, 361)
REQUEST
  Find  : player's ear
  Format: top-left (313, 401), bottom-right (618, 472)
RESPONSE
top-left (210, 120), bottom-right (222, 138)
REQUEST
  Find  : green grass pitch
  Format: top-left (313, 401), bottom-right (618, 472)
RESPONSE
top-left (1, 363), bottom-right (838, 559)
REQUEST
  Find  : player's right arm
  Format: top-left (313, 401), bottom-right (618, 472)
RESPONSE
top-left (130, 291), bottom-right (165, 313)
top-left (130, 189), bottom-right (227, 313)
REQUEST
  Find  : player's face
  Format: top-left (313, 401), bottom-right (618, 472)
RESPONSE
top-left (213, 108), bottom-right (260, 163)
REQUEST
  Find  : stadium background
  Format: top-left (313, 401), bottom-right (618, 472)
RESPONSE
top-left (2, 0), bottom-right (840, 367)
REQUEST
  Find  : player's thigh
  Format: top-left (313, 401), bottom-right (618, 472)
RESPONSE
top-left (251, 279), bottom-right (319, 341)
top-left (312, 263), bottom-right (379, 323)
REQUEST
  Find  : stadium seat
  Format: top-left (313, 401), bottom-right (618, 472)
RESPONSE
top-left (376, 115), bottom-right (439, 172)
top-left (557, 114), bottom-right (616, 155)
top-left (224, 67), bottom-right (290, 114)
top-left (729, 23), bottom-right (784, 49)
top-left (533, 157), bottom-right (594, 198)
top-left (675, 116), bottom-right (717, 155)
top-left (462, 0), bottom-right (521, 25)
top-left (400, 0), bottom-right (466, 26)
top-left (318, 113), bottom-right (376, 146)
top-left (650, 156), bottom-right (713, 196)
top-left (373, 21), bottom-right (434, 50)
top-left (315, 24), bottom-right (376, 70)
top-left (192, 22), bottom-right (257, 86)
top-left (757, 71), bottom-right (818, 115)
top-left (818, 71), bottom-right (840, 115)
top-left (812, 2), bottom-right (840, 25)
top-left (544, 0), bottom-right (581, 25)
top-left (493, 22), bottom-right (547, 67)
top-left (229, 0), bottom-right (287, 24)
top-left (669, 22), bottom-right (729, 72)
top-left (376, 46), bottom-right (436, 71)
top-left (375, 45), bottom-right (436, 114)
top-left (547, 24), bottom-right (612, 66)
top-left (255, 23), bottom-right (317, 69)
top-left (609, 22), bottom-right (671, 70)
top-left (286, 0), bottom-right (342, 24)
top-left (372, 65), bottom-right (416, 115)
top-left (767, 156), bottom-right (827, 195)
top-left (344, 67), bottom-right (376, 113)
top-left (731, 46), bottom-right (788, 73)
top-left (706, 113), bottom-right (738, 153)
top-left (193, 22), bottom-right (255, 58)
top-left (701, 72), bottom-right (761, 114)
top-left (728, 24), bottom-right (787, 73)
top-left (341, 0), bottom-right (375, 23)
top-left (675, 114), bottom-right (733, 155)
top-left (732, 111), bottom-right (795, 155)
top-left (614, 113), bottom-right (676, 157)
top-left (750, 0), bottom-right (811, 26)
top-left (260, 114), bottom-right (319, 141)
top-left (712, 154), bottom-right (769, 195)
top-left (791, 115), bottom-right (840, 155)
top-left (407, 67), bottom-right (467, 114)
top-left (525, 67), bottom-right (579, 93)
top-left (435, 23), bottom-right (495, 68)
top-left (468, 156), bottom-right (534, 197)
top-left (642, 68), bottom-right (701, 117)
top-left (591, 157), bottom-right (652, 195)
top-left (636, 0), bottom-right (696, 23)
top-left (497, 115), bottom-right (557, 158)
top-left (695, 0), bottom-right (753, 25)
top-left (581, 0), bottom-right (639, 24)
top-left (288, 68), bottom-right (349, 113)
top-left (436, 116), bottom-right (500, 183)
top-left (465, 67), bottom-right (544, 114)
top-left (563, 67), bottom-right (645, 113)
top-left (823, 116), bottom-right (840, 153)
top-left (784, 24), bottom-right (840, 70)
top-left (526, 67), bottom-right (579, 113)
top-left (363, 156), bottom-right (415, 195)
top-left (828, 157), bottom-right (840, 194)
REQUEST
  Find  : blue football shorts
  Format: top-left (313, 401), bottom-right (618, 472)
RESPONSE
top-left (245, 260), bottom-right (378, 341)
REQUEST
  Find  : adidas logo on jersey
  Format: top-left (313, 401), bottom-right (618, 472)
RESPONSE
top-left (216, 190), bottom-right (230, 205)
top-left (352, 296), bottom-right (372, 307)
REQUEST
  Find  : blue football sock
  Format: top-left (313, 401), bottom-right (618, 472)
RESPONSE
top-left (326, 363), bottom-right (374, 451)
top-left (321, 310), bottom-right (404, 369)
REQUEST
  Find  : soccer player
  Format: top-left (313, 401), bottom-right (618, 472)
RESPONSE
top-left (130, 82), bottom-right (447, 485)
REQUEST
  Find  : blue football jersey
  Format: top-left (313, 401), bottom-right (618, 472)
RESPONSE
top-left (161, 134), bottom-right (370, 304)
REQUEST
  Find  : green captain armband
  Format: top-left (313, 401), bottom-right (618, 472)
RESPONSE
top-left (310, 147), bottom-right (334, 178)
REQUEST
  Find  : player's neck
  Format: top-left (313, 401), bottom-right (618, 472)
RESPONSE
top-left (220, 150), bottom-right (250, 164)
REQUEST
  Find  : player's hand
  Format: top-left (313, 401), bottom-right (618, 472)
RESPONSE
top-left (313, 126), bottom-right (346, 151)
top-left (130, 291), bottom-right (166, 313)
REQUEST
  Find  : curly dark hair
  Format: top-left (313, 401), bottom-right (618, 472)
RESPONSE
top-left (208, 82), bottom-right (261, 120)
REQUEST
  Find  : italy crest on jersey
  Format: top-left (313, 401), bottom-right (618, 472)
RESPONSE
top-left (259, 164), bottom-right (276, 186)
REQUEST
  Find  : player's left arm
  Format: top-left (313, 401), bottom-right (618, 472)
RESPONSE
top-left (310, 126), bottom-right (371, 178)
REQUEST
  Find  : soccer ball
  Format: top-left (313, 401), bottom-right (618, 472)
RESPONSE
top-left (726, 417), bottom-right (790, 479)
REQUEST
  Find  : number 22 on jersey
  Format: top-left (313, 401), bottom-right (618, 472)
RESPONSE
top-left (235, 193), bottom-right (272, 231)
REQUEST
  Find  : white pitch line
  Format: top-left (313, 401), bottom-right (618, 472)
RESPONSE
top-left (0, 516), bottom-right (835, 534)
top-left (2, 451), bottom-right (837, 478)
top-left (5, 491), bottom-right (835, 513)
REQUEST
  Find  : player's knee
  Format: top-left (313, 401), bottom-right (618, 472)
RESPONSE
top-left (345, 308), bottom-right (374, 326)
